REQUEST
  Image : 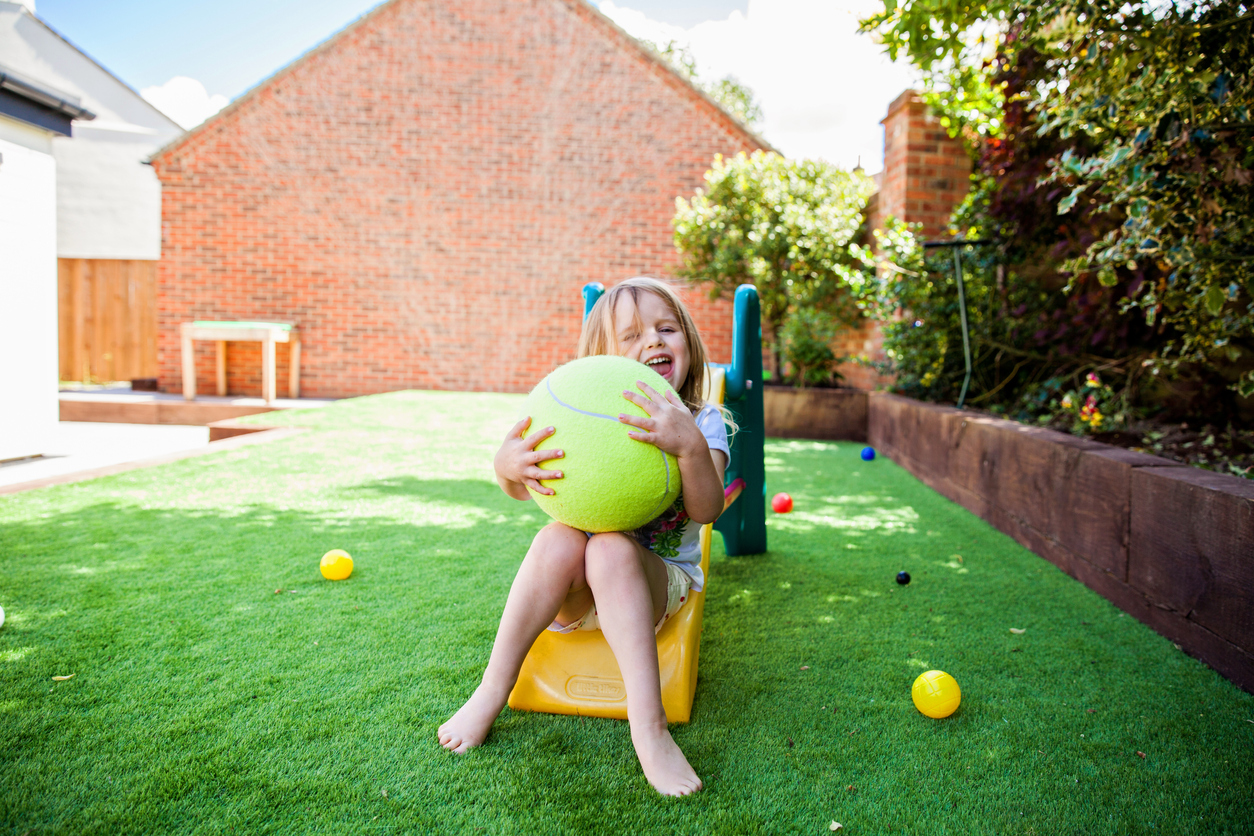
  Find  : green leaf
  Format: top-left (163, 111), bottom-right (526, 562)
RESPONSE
top-left (1057, 187), bottom-right (1084, 215)
top-left (1204, 284), bottom-right (1225, 316)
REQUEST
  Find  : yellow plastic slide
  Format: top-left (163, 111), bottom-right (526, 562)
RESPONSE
top-left (507, 367), bottom-right (728, 723)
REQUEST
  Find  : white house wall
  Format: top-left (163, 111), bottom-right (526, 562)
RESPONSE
top-left (0, 115), bottom-right (58, 461)
top-left (0, 1), bottom-right (182, 259)
top-left (54, 127), bottom-right (163, 258)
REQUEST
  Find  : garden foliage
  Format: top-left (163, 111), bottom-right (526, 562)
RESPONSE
top-left (642, 39), bottom-right (764, 128)
top-left (857, 0), bottom-right (1254, 421)
top-left (673, 151), bottom-right (875, 384)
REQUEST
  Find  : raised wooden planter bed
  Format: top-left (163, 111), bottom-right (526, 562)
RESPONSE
top-left (763, 386), bottom-right (867, 441)
top-left (765, 388), bottom-right (1254, 693)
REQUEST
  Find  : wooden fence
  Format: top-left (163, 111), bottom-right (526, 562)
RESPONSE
top-left (58, 258), bottom-right (158, 383)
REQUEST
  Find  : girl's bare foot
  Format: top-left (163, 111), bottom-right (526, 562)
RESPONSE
top-left (630, 720), bottom-right (703, 796)
top-left (438, 683), bottom-right (510, 753)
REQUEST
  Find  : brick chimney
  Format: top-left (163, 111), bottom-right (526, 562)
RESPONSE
top-left (839, 90), bottom-right (972, 389)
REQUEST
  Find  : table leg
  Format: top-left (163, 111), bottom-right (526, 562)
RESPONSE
top-left (216, 341), bottom-right (227, 396)
top-left (262, 334), bottom-right (276, 403)
top-left (181, 326), bottom-right (196, 401)
top-left (289, 335), bottom-right (301, 400)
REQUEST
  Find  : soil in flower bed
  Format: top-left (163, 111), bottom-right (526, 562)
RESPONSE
top-left (1093, 421), bottom-right (1254, 480)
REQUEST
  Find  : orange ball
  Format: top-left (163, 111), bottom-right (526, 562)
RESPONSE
top-left (320, 549), bottom-right (353, 581)
top-left (912, 670), bottom-right (961, 718)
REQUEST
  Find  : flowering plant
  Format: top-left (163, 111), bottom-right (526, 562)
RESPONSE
top-left (1055, 372), bottom-right (1126, 435)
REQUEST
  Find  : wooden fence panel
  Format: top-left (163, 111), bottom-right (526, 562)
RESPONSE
top-left (58, 258), bottom-right (158, 382)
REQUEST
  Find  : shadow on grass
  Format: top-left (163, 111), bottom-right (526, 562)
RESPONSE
top-left (3, 468), bottom-right (1254, 834)
top-left (344, 476), bottom-right (506, 511)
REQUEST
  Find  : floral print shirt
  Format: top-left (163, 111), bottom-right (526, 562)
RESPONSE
top-left (626, 403), bottom-right (729, 592)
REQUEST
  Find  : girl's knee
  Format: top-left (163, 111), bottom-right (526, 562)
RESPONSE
top-left (537, 521), bottom-right (586, 544)
top-left (529, 522), bottom-right (589, 573)
top-left (584, 532), bottom-right (641, 569)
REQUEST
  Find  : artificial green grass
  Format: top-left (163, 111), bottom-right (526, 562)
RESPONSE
top-left (2, 390), bottom-right (1251, 835)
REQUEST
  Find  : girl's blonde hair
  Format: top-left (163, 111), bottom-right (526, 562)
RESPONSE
top-left (577, 278), bottom-right (738, 444)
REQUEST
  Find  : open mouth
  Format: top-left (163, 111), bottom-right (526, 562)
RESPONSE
top-left (644, 356), bottom-right (673, 379)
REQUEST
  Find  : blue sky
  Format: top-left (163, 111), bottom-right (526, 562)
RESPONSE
top-left (36, 0), bottom-right (389, 99)
top-left (34, 0), bottom-right (748, 98)
top-left (32, 0), bottom-right (914, 171)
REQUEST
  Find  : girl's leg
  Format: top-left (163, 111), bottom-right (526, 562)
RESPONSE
top-left (439, 522), bottom-right (593, 753)
top-left (584, 533), bottom-right (703, 797)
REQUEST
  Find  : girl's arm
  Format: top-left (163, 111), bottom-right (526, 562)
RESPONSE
top-left (619, 382), bottom-right (727, 525)
top-left (494, 417), bottom-right (564, 501)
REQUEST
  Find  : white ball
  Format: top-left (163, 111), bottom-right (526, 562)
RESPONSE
top-left (0, 605), bottom-right (5, 629)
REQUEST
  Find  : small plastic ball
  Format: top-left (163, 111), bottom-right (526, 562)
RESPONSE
top-left (860, 447), bottom-right (876, 461)
top-left (912, 670), bottom-right (961, 718)
top-left (771, 492), bottom-right (793, 513)
top-left (320, 549), bottom-right (354, 581)
top-left (896, 571), bottom-right (911, 585)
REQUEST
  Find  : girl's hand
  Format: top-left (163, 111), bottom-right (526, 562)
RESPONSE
top-left (495, 417), bottom-right (563, 499)
top-left (619, 381), bottom-right (706, 460)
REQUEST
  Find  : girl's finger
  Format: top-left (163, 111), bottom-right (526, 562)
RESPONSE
top-left (523, 477), bottom-right (555, 495)
top-left (528, 466), bottom-right (563, 481)
top-left (509, 416), bottom-right (533, 438)
top-left (618, 413), bottom-right (653, 431)
top-left (635, 380), bottom-right (661, 400)
top-left (530, 448), bottom-right (562, 463)
top-left (523, 425), bottom-right (556, 449)
top-left (621, 389), bottom-right (653, 411)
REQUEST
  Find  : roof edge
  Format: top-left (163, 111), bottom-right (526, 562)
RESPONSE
top-left (149, 0), bottom-right (781, 165)
top-left (14, 3), bottom-right (181, 131)
top-left (147, 0), bottom-right (394, 163)
top-left (0, 64), bottom-right (94, 120)
top-left (570, 0), bottom-right (780, 155)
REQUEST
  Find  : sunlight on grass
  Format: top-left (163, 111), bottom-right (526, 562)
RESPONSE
top-left (0, 392), bottom-right (1250, 834)
top-left (774, 503), bottom-right (920, 533)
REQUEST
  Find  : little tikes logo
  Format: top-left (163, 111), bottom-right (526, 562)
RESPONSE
top-left (566, 676), bottom-right (625, 701)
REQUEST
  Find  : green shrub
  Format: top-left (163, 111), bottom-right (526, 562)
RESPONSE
top-left (781, 308), bottom-right (843, 388)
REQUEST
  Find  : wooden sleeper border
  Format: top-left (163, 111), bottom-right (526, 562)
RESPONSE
top-left (765, 386), bottom-right (1254, 693)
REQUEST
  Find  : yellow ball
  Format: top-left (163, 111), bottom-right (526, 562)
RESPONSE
top-left (912, 670), bottom-right (961, 718)
top-left (320, 549), bottom-right (353, 580)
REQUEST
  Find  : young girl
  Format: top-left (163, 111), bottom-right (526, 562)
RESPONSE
top-left (438, 277), bottom-right (730, 797)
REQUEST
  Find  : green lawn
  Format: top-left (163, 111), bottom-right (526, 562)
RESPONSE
top-left (2, 391), bottom-right (1251, 835)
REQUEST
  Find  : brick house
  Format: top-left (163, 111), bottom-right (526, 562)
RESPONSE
top-left (150, 0), bottom-right (773, 398)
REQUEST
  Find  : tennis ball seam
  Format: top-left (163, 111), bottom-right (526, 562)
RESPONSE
top-left (542, 376), bottom-right (677, 522)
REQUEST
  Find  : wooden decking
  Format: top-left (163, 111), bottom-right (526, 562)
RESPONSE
top-left (59, 389), bottom-right (333, 428)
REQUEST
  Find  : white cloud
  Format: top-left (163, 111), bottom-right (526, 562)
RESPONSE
top-left (141, 76), bottom-right (230, 130)
top-left (598, 0), bottom-right (919, 173)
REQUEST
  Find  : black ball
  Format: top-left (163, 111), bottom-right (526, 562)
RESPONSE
top-left (896, 571), bottom-right (911, 586)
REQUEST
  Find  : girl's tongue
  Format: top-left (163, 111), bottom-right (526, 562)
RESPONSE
top-left (647, 358), bottom-right (673, 380)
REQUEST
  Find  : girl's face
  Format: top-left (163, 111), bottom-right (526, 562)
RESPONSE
top-left (613, 290), bottom-right (690, 391)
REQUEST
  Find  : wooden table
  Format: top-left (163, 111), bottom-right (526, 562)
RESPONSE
top-left (181, 321), bottom-right (300, 403)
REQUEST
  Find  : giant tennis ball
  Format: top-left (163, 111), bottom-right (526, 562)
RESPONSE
top-left (523, 355), bottom-right (681, 532)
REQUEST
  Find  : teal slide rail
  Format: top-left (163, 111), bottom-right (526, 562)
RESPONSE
top-left (582, 282), bottom-right (766, 556)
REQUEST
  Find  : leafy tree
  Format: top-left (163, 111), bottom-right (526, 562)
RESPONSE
top-left (643, 39), bottom-right (764, 128)
top-left (673, 151), bottom-right (875, 379)
top-left (860, 0), bottom-right (1254, 404)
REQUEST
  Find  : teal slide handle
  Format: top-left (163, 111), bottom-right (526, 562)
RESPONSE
top-left (712, 284), bottom-right (766, 555)
top-left (580, 282), bottom-right (766, 556)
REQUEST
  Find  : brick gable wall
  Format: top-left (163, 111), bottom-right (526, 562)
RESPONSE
top-left (152, 0), bottom-right (766, 398)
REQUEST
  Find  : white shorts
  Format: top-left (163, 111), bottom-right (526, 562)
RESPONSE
top-left (548, 561), bottom-right (694, 635)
